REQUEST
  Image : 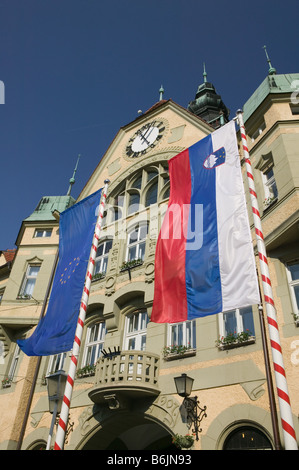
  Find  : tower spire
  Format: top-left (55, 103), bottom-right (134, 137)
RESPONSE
top-left (159, 84), bottom-right (164, 101)
top-left (203, 63), bottom-right (207, 83)
top-left (67, 154), bottom-right (81, 196)
top-left (263, 45), bottom-right (277, 75)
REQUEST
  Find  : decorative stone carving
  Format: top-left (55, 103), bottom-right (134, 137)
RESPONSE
top-left (146, 395), bottom-right (180, 429)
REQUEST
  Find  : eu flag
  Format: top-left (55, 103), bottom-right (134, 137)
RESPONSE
top-left (18, 188), bottom-right (102, 356)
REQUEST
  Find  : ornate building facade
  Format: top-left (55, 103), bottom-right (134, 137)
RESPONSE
top-left (0, 65), bottom-right (298, 450)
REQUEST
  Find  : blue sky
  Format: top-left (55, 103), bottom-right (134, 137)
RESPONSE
top-left (0, 0), bottom-right (298, 249)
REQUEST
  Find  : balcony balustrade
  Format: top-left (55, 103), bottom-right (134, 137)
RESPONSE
top-left (88, 350), bottom-right (160, 407)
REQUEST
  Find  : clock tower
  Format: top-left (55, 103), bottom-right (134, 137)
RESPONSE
top-left (188, 64), bottom-right (230, 129)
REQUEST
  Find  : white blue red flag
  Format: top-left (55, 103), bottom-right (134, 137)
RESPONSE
top-left (151, 120), bottom-right (260, 323)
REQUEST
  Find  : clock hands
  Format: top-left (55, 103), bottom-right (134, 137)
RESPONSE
top-left (137, 121), bottom-right (156, 145)
top-left (126, 120), bottom-right (166, 158)
top-left (136, 128), bottom-right (150, 146)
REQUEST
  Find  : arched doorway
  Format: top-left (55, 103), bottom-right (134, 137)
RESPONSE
top-left (80, 412), bottom-right (176, 450)
top-left (223, 425), bottom-right (273, 450)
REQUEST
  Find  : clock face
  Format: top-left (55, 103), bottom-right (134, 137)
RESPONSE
top-left (126, 120), bottom-right (166, 158)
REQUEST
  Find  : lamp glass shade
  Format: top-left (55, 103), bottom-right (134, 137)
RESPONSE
top-left (46, 370), bottom-right (68, 413)
top-left (174, 373), bottom-right (194, 398)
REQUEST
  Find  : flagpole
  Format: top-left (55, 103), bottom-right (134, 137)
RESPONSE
top-left (53, 180), bottom-right (110, 451)
top-left (236, 110), bottom-right (297, 450)
top-left (16, 248), bottom-right (59, 450)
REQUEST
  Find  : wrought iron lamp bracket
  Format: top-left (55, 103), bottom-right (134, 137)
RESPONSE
top-left (183, 396), bottom-right (207, 440)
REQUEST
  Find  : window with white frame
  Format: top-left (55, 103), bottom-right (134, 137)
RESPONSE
top-left (219, 306), bottom-right (255, 341)
top-left (286, 262), bottom-right (299, 317)
top-left (82, 322), bottom-right (106, 367)
top-left (123, 311), bottom-right (149, 351)
top-left (167, 320), bottom-right (196, 350)
top-left (46, 352), bottom-right (67, 376)
top-left (108, 164), bottom-right (170, 224)
top-left (19, 265), bottom-right (41, 298)
top-left (34, 228), bottom-right (52, 238)
top-left (262, 167), bottom-right (278, 205)
top-left (8, 344), bottom-right (21, 382)
top-left (126, 224), bottom-right (148, 262)
top-left (94, 240), bottom-right (112, 276)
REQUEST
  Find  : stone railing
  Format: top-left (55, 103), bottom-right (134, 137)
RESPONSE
top-left (88, 350), bottom-right (160, 405)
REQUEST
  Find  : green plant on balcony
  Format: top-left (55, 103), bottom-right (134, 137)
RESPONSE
top-left (120, 259), bottom-right (143, 272)
top-left (172, 434), bottom-right (194, 449)
top-left (215, 329), bottom-right (253, 348)
top-left (163, 343), bottom-right (193, 358)
top-left (76, 364), bottom-right (96, 378)
top-left (92, 272), bottom-right (105, 282)
top-left (16, 293), bottom-right (31, 300)
top-left (2, 377), bottom-right (11, 388)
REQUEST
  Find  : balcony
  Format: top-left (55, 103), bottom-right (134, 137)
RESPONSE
top-left (88, 350), bottom-right (160, 408)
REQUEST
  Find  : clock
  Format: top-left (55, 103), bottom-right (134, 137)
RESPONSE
top-left (126, 120), bottom-right (166, 158)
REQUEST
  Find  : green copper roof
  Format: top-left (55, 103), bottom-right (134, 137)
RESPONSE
top-left (243, 73), bottom-right (299, 122)
top-left (25, 195), bottom-right (76, 222)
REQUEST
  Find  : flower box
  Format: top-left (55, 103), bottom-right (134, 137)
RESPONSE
top-left (92, 272), bottom-right (105, 282)
top-left (2, 379), bottom-right (11, 389)
top-left (163, 345), bottom-right (196, 361)
top-left (216, 332), bottom-right (255, 350)
top-left (16, 294), bottom-right (31, 300)
top-left (76, 364), bottom-right (96, 379)
top-left (120, 259), bottom-right (143, 272)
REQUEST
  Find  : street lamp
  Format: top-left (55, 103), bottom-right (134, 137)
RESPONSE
top-left (174, 373), bottom-right (207, 440)
top-left (46, 370), bottom-right (68, 450)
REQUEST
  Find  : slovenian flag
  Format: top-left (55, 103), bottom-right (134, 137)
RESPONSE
top-left (151, 120), bottom-right (260, 323)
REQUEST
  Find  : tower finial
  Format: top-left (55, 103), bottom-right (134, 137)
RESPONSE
top-left (159, 84), bottom-right (164, 101)
top-left (67, 154), bottom-right (81, 196)
top-left (263, 45), bottom-right (276, 75)
top-left (203, 63), bottom-right (207, 83)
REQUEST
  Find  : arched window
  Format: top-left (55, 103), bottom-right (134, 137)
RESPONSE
top-left (145, 182), bottom-right (158, 207)
top-left (128, 192), bottom-right (140, 215)
top-left (131, 174), bottom-right (142, 189)
top-left (109, 163), bottom-right (170, 222)
top-left (223, 426), bottom-right (273, 450)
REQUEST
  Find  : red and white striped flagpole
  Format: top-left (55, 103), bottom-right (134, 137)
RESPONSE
top-left (236, 110), bottom-right (297, 450)
top-left (53, 179), bottom-right (110, 450)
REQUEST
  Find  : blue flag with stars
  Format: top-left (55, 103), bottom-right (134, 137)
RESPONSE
top-left (18, 188), bottom-right (102, 356)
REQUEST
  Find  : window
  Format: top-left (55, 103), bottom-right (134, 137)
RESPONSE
top-left (82, 322), bottom-right (106, 366)
top-left (126, 224), bottom-right (148, 262)
top-left (109, 164), bottom-right (170, 222)
top-left (128, 192), bottom-right (140, 215)
top-left (145, 182), bottom-right (158, 207)
top-left (262, 167), bottom-right (278, 205)
top-left (249, 120), bottom-right (266, 142)
top-left (8, 344), bottom-right (20, 382)
top-left (131, 174), bottom-right (142, 189)
top-left (168, 320), bottom-right (196, 350)
top-left (223, 426), bottom-right (272, 450)
top-left (19, 265), bottom-right (40, 298)
top-left (219, 306), bottom-right (255, 342)
top-left (286, 262), bottom-right (299, 317)
top-left (290, 104), bottom-right (299, 115)
top-left (34, 228), bottom-right (52, 238)
top-left (124, 311), bottom-right (149, 351)
top-left (47, 353), bottom-right (67, 375)
top-left (95, 240), bottom-right (112, 275)
top-left (255, 152), bottom-right (278, 209)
